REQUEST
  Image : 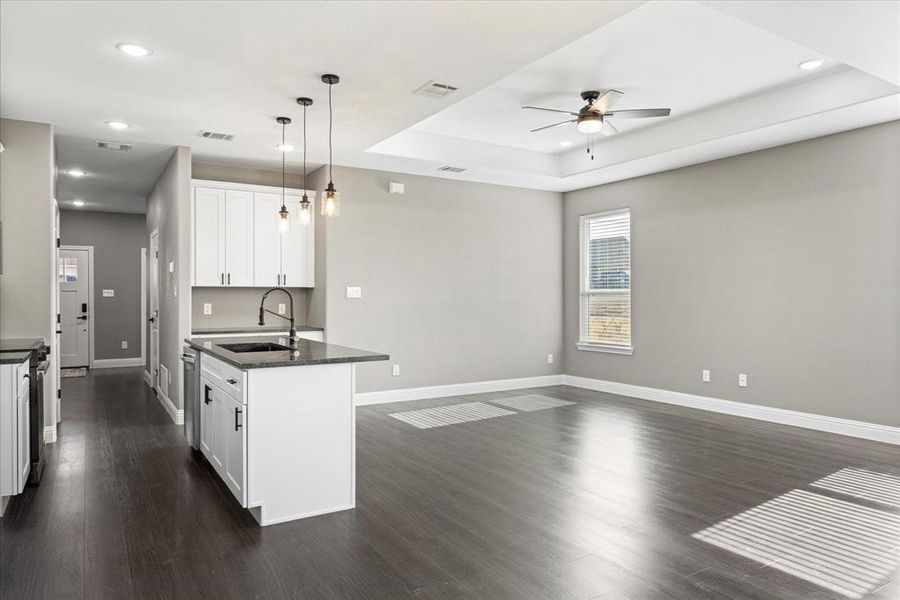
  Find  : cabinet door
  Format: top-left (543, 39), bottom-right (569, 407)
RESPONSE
top-left (281, 195), bottom-right (313, 287)
top-left (210, 387), bottom-right (227, 475)
top-left (222, 395), bottom-right (246, 505)
top-left (194, 187), bottom-right (225, 286)
top-left (253, 193), bottom-right (282, 287)
top-left (200, 379), bottom-right (214, 457)
top-left (223, 190), bottom-right (254, 286)
top-left (17, 384), bottom-right (29, 493)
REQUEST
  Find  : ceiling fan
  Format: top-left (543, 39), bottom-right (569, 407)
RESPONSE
top-left (523, 90), bottom-right (671, 137)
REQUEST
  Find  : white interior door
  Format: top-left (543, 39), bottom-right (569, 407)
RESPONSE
top-left (149, 230), bottom-right (160, 390)
top-left (59, 247), bottom-right (91, 368)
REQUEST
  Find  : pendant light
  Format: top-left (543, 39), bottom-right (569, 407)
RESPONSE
top-left (296, 97), bottom-right (314, 226)
top-left (321, 74), bottom-right (341, 217)
top-left (275, 116), bottom-right (292, 233)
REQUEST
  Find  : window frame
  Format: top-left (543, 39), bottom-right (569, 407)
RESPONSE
top-left (577, 208), bottom-right (633, 355)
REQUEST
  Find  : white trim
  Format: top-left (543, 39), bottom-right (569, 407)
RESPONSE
top-left (563, 375), bottom-right (900, 446)
top-left (355, 375), bottom-right (565, 406)
top-left (192, 178), bottom-right (314, 197)
top-left (575, 342), bottom-right (633, 355)
top-left (140, 247), bottom-right (147, 367)
top-left (92, 357), bottom-right (145, 369)
top-left (43, 425), bottom-right (57, 444)
top-left (156, 386), bottom-right (184, 425)
top-left (60, 244), bottom-right (95, 368)
top-left (143, 370), bottom-right (153, 387)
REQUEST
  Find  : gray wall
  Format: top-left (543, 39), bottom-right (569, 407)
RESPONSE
top-left (313, 165), bottom-right (564, 394)
top-left (59, 210), bottom-right (145, 360)
top-left (146, 147), bottom-right (191, 409)
top-left (0, 119), bottom-right (54, 342)
top-left (190, 161), bottom-right (313, 330)
top-left (563, 121), bottom-right (900, 428)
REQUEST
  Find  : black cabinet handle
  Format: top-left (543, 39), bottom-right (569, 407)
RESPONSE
top-left (234, 407), bottom-right (242, 431)
top-left (220, 273), bottom-right (224, 285)
top-left (226, 378), bottom-right (237, 385)
top-left (227, 273), bottom-right (231, 285)
top-left (204, 384), bottom-right (212, 404)
top-left (283, 274), bottom-right (286, 285)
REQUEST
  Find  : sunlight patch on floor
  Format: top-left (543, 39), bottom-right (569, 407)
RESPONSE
top-left (812, 468), bottom-right (900, 508)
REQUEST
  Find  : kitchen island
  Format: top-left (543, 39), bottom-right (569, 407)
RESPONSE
top-left (184, 335), bottom-right (388, 526)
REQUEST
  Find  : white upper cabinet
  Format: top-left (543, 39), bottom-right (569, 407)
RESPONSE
top-left (193, 187), bottom-right (225, 286)
top-left (192, 180), bottom-right (315, 288)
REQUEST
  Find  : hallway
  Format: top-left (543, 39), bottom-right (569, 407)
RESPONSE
top-left (2, 368), bottom-right (898, 600)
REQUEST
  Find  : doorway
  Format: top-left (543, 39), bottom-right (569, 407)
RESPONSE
top-left (59, 246), bottom-right (93, 368)
top-left (149, 229), bottom-right (160, 391)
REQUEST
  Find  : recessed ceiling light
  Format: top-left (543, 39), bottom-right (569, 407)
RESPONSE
top-left (558, 140), bottom-right (573, 147)
top-left (106, 121), bottom-right (130, 130)
top-left (72, 200), bottom-right (85, 207)
top-left (277, 144), bottom-right (295, 152)
top-left (66, 169), bottom-right (87, 177)
top-left (798, 59), bottom-right (824, 71)
top-left (116, 43), bottom-right (152, 57)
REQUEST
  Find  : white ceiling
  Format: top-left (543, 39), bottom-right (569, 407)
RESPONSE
top-left (1, 0), bottom-right (898, 204)
top-left (55, 136), bottom-right (175, 213)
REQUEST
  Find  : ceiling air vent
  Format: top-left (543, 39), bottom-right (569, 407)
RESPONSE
top-left (199, 130), bottom-right (236, 141)
top-left (437, 165), bottom-right (466, 173)
top-left (96, 141), bottom-right (133, 151)
top-left (414, 80), bottom-right (458, 98)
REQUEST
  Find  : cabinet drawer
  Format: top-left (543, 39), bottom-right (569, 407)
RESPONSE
top-left (200, 354), bottom-right (245, 401)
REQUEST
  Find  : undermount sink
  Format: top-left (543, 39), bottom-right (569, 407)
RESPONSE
top-left (219, 342), bottom-right (292, 353)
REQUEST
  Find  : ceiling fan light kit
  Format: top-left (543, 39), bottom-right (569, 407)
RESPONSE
top-left (523, 88), bottom-right (671, 159)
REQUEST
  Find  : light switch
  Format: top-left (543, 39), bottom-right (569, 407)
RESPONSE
top-left (168, 261), bottom-right (175, 274)
top-left (102, 289), bottom-right (115, 297)
top-left (121, 340), bottom-right (128, 349)
top-left (346, 286), bottom-right (362, 299)
top-left (203, 303), bottom-right (212, 315)
top-left (392, 364), bottom-right (400, 376)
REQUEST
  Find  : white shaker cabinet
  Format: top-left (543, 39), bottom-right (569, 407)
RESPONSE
top-left (1, 358), bottom-right (30, 499)
top-left (192, 187), bottom-right (255, 286)
top-left (200, 356), bottom-right (247, 507)
top-left (192, 180), bottom-right (314, 288)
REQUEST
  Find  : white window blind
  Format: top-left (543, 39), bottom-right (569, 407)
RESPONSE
top-left (578, 209), bottom-right (632, 354)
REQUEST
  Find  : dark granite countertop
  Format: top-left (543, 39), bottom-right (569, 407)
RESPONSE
top-left (184, 335), bottom-right (388, 370)
top-left (1, 351), bottom-right (32, 364)
top-left (192, 325), bottom-right (324, 335)
top-left (0, 338), bottom-right (46, 353)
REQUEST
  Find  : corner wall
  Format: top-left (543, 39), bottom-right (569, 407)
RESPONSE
top-left (146, 147), bottom-right (191, 411)
top-left (314, 166), bottom-right (564, 394)
top-left (563, 121), bottom-right (900, 428)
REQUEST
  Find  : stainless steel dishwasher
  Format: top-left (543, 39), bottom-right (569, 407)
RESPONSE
top-left (181, 346), bottom-right (200, 450)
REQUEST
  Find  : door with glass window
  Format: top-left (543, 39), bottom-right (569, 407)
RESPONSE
top-left (59, 247), bottom-right (92, 367)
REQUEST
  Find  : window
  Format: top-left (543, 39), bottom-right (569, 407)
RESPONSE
top-left (578, 209), bottom-right (632, 354)
top-left (58, 257), bottom-right (78, 282)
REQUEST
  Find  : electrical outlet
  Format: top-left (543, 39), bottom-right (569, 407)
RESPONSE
top-left (346, 286), bottom-right (362, 299)
top-left (278, 303), bottom-right (286, 315)
top-left (547, 353), bottom-right (554, 365)
top-left (121, 340), bottom-right (128, 349)
top-left (392, 364), bottom-right (400, 377)
top-left (702, 369), bottom-right (710, 382)
top-left (203, 303), bottom-right (212, 315)
top-left (738, 373), bottom-right (748, 388)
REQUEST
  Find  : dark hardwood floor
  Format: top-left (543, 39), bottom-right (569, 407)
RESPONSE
top-left (1, 368), bottom-right (897, 600)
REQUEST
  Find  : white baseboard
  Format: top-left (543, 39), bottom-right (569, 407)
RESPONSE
top-left (43, 425), bottom-right (57, 444)
top-left (355, 374), bottom-right (565, 406)
top-left (92, 357), bottom-right (144, 369)
top-left (563, 375), bottom-right (900, 446)
top-left (156, 387), bottom-right (184, 425)
top-left (143, 370), bottom-right (152, 387)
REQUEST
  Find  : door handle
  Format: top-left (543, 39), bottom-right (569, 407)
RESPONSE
top-left (76, 315), bottom-right (88, 321)
top-left (81, 302), bottom-right (87, 313)
top-left (204, 384), bottom-right (212, 405)
top-left (234, 407), bottom-right (243, 431)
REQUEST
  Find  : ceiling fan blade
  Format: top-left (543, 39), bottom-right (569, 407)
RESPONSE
top-left (603, 108), bottom-right (671, 119)
top-left (530, 119), bottom-right (576, 133)
top-left (600, 119), bottom-right (618, 137)
top-left (522, 106), bottom-right (579, 116)
top-left (590, 89), bottom-right (623, 114)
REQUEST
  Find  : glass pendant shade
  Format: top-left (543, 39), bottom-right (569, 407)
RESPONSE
top-left (577, 115), bottom-right (604, 134)
top-left (278, 205), bottom-right (290, 233)
top-left (321, 183), bottom-right (340, 217)
top-left (297, 192), bottom-right (315, 225)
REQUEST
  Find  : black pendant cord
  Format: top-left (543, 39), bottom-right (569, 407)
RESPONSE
top-left (281, 121), bottom-right (287, 211)
top-left (302, 103), bottom-right (308, 195)
top-left (327, 81), bottom-right (333, 185)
